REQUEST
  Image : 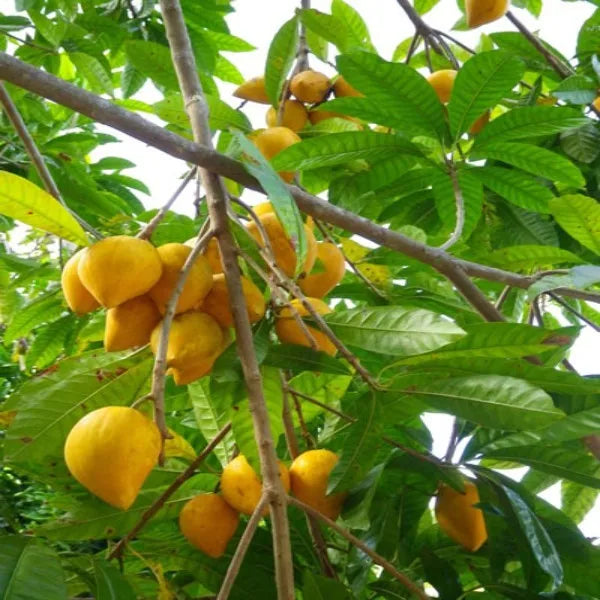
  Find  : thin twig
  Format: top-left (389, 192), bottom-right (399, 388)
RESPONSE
top-left (0, 82), bottom-right (102, 240)
top-left (546, 291), bottom-right (600, 332)
top-left (288, 497), bottom-right (430, 600)
top-left (1, 31), bottom-right (56, 53)
top-left (216, 494), bottom-right (270, 600)
top-left (495, 285), bottom-right (512, 310)
top-left (444, 419), bottom-right (460, 462)
top-left (108, 422), bottom-right (232, 561)
top-left (138, 167), bottom-right (196, 240)
top-left (439, 160), bottom-right (465, 251)
top-left (405, 33), bottom-right (421, 65)
top-left (394, 0), bottom-right (443, 55)
top-left (297, 0), bottom-right (311, 72)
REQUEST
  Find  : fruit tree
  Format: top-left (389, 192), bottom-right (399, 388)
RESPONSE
top-left (1, 0), bottom-right (600, 598)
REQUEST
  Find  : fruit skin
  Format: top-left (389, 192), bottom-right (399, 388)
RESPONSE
top-left (253, 126), bottom-right (301, 183)
top-left (275, 297), bottom-right (336, 356)
top-left (220, 455), bottom-right (290, 515)
top-left (289, 449), bottom-right (346, 520)
top-left (253, 201), bottom-right (275, 216)
top-left (179, 493), bottom-right (240, 557)
top-left (426, 70), bottom-right (457, 104)
top-left (290, 70), bottom-right (331, 104)
top-left (233, 76), bottom-right (269, 104)
top-left (435, 482), bottom-right (488, 552)
top-left (469, 111), bottom-right (490, 135)
top-left (266, 100), bottom-right (308, 132)
top-left (246, 213), bottom-right (317, 278)
top-left (299, 242), bottom-right (346, 298)
top-left (61, 249), bottom-right (100, 315)
top-left (199, 237), bottom-right (223, 274)
top-left (201, 273), bottom-right (266, 328)
top-left (593, 97), bottom-right (600, 112)
top-left (78, 236), bottom-right (163, 308)
top-left (149, 243), bottom-right (213, 315)
top-left (104, 295), bottom-right (161, 352)
top-left (466, 0), bottom-right (509, 28)
top-left (333, 76), bottom-right (363, 98)
top-left (64, 406), bottom-right (161, 509)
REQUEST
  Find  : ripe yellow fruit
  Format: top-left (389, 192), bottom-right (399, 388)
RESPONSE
top-left (221, 454), bottom-right (291, 515)
top-left (427, 70), bottom-right (457, 104)
top-left (233, 76), bottom-right (270, 104)
top-left (299, 242), bottom-right (346, 298)
top-left (247, 213), bottom-right (317, 278)
top-left (61, 249), bottom-right (100, 315)
top-left (104, 295), bottom-right (161, 352)
top-left (77, 236), bottom-right (162, 308)
top-left (148, 243), bottom-right (213, 315)
top-left (593, 97), bottom-right (600, 112)
top-left (333, 76), bottom-right (363, 98)
top-left (466, 0), bottom-right (509, 28)
top-left (253, 202), bottom-right (275, 216)
top-left (290, 70), bottom-right (331, 104)
top-left (253, 126), bottom-right (301, 183)
top-left (469, 111), bottom-right (490, 135)
top-left (179, 493), bottom-right (240, 557)
top-left (289, 449), bottom-right (346, 520)
top-left (64, 406), bottom-right (161, 509)
top-left (275, 297), bottom-right (336, 356)
top-left (197, 237), bottom-right (223, 274)
top-left (201, 273), bottom-right (266, 328)
top-left (435, 482), bottom-right (488, 552)
top-left (266, 100), bottom-right (308, 132)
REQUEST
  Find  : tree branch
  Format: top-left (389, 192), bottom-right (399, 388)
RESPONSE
top-left (394, 0), bottom-right (443, 55)
top-left (288, 497), bottom-right (430, 600)
top-left (107, 422), bottom-right (232, 561)
top-left (157, 3), bottom-right (295, 598)
top-left (439, 159), bottom-right (465, 251)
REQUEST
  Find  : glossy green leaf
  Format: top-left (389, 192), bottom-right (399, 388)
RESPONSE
top-left (549, 194), bottom-right (600, 255)
top-left (487, 245), bottom-right (583, 271)
top-left (331, 0), bottom-right (373, 51)
top-left (264, 16), bottom-right (298, 106)
top-left (560, 123), bottom-right (600, 164)
top-left (263, 344), bottom-right (350, 374)
top-left (124, 40), bottom-right (179, 90)
top-left (303, 571), bottom-right (351, 599)
top-left (561, 481), bottom-right (598, 524)
top-left (92, 559), bottom-right (136, 600)
top-left (551, 74), bottom-right (598, 104)
top-left (69, 52), bottom-right (113, 95)
top-left (298, 8), bottom-right (349, 52)
top-left (0, 171), bottom-right (89, 245)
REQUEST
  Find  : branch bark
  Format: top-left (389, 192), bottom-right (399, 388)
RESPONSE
top-left (157, 3), bottom-right (295, 598)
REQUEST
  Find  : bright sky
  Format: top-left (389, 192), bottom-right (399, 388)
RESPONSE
top-left (89, 0), bottom-right (600, 536)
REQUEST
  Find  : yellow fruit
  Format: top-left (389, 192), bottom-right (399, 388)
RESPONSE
top-left (289, 449), bottom-right (346, 520)
top-left (593, 97), bottom-right (600, 112)
top-left (61, 249), bottom-right (100, 315)
top-left (201, 273), bottom-right (266, 328)
top-left (221, 454), bottom-right (290, 515)
top-left (299, 242), bottom-right (346, 298)
top-left (290, 70), bottom-right (331, 104)
top-left (275, 297), bottom-right (336, 356)
top-left (104, 295), bottom-right (161, 352)
top-left (179, 493), bottom-right (240, 557)
top-left (64, 406), bottom-right (161, 509)
top-left (266, 100), bottom-right (308, 132)
top-left (333, 76), bottom-right (363, 98)
top-left (151, 311), bottom-right (224, 373)
top-left (149, 243), bottom-right (213, 315)
top-left (247, 213), bottom-right (317, 278)
top-left (233, 76), bottom-right (269, 104)
top-left (78, 236), bottom-right (162, 308)
top-left (466, 0), bottom-right (509, 28)
top-left (197, 237), bottom-right (223, 274)
top-left (253, 202), bottom-right (275, 216)
top-left (427, 70), bottom-right (457, 104)
top-left (435, 482), bottom-right (488, 552)
top-left (469, 111), bottom-right (490, 135)
top-left (253, 126), bottom-right (301, 183)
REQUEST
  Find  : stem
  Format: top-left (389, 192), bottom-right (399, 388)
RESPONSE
top-left (158, 3), bottom-right (295, 597)
top-left (107, 422), bottom-right (232, 561)
top-left (0, 82), bottom-right (102, 240)
top-left (297, 0), bottom-right (311, 72)
top-left (216, 494), bottom-right (270, 600)
top-left (394, 0), bottom-right (443, 55)
top-left (546, 291), bottom-right (600, 332)
top-left (405, 33), bottom-right (421, 65)
top-left (288, 497), bottom-right (430, 600)
top-left (439, 159), bottom-right (465, 251)
top-left (138, 168), bottom-right (196, 240)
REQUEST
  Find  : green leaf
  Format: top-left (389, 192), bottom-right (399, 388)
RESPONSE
top-left (549, 194), bottom-right (600, 255)
top-left (0, 536), bottom-right (67, 600)
top-left (473, 106), bottom-right (588, 149)
top-left (407, 375), bottom-right (562, 430)
top-left (263, 344), bottom-right (350, 374)
top-left (331, 0), bottom-right (373, 51)
top-left (487, 245), bottom-right (583, 271)
top-left (323, 306), bottom-right (465, 357)
top-left (551, 74), bottom-right (598, 104)
top-left (92, 559), bottom-right (136, 600)
top-left (415, 0), bottom-right (440, 14)
top-left (124, 40), bottom-right (178, 90)
top-left (298, 9), bottom-right (349, 52)
top-left (189, 378), bottom-right (235, 467)
top-left (306, 28), bottom-right (328, 61)
top-left (272, 131), bottom-right (419, 171)
top-left (69, 52), bottom-right (114, 95)
top-left (328, 392), bottom-right (383, 494)
top-left (334, 51), bottom-right (447, 139)
top-left (214, 55), bottom-right (243, 84)
top-left (474, 142), bottom-right (584, 187)
top-left (471, 165), bottom-right (553, 213)
top-left (560, 123), bottom-right (600, 164)
top-left (448, 50), bottom-right (524, 138)
top-left (0, 171), bottom-right (88, 245)
top-left (561, 481), bottom-right (598, 524)
top-left (264, 16), bottom-right (298, 106)
top-left (4, 293), bottom-right (64, 343)
top-left (303, 571), bottom-right (351, 599)
top-left (27, 10), bottom-right (66, 46)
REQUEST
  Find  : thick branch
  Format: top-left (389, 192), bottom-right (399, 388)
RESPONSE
top-left (157, 3), bottom-right (295, 598)
top-left (394, 0), bottom-right (443, 55)
top-left (108, 422), bottom-right (232, 561)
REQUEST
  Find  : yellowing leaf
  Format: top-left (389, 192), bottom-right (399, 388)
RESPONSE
top-left (0, 171), bottom-right (89, 246)
top-left (340, 238), bottom-right (370, 261)
top-left (163, 428), bottom-right (196, 461)
top-left (0, 410), bottom-right (17, 427)
top-left (358, 263), bottom-right (391, 286)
